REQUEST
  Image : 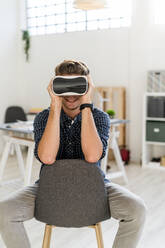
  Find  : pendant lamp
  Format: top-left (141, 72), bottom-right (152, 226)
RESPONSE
top-left (73, 0), bottom-right (108, 10)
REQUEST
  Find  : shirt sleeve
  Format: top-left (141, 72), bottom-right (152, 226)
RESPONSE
top-left (33, 109), bottom-right (49, 163)
top-left (94, 110), bottom-right (111, 160)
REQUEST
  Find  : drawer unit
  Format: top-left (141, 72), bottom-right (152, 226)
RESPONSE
top-left (146, 121), bottom-right (165, 142)
top-left (147, 96), bottom-right (165, 117)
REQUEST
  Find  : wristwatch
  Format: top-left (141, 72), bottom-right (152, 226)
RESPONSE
top-left (80, 103), bottom-right (94, 111)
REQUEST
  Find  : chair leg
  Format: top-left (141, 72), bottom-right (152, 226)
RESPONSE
top-left (94, 223), bottom-right (104, 248)
top-left (42, 224), bottom-right (53, 248)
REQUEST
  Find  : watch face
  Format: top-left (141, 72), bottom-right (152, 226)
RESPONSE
top-left (53, 76), bottom-right (88, 96)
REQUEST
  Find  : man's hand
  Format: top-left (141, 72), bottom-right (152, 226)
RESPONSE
top-left (47, 79), bottom-right (62, 109)
top-left (38, 79), bottom-right (62, 164)
top-left (80, 74), bottom-right (95, 104)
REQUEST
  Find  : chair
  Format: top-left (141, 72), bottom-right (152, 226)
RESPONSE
top-left (4, 106), bottom-right (27, 123)
top-left (3, 106), bottom-right (27, 155)
top-left (34, 159), bottom-right (111, 248)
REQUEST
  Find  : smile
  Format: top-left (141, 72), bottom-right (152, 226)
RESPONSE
top-left (64, 97), bottom-right (79, 103)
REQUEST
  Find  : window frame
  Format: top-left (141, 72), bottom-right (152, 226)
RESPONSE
top-left (26, 0), bottom-right (132, 36)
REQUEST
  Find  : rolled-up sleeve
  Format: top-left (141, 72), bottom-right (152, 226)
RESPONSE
top-left (33, 109), bottom-right (49, 162)
top-left (94, 110), bottom-right (110, 160)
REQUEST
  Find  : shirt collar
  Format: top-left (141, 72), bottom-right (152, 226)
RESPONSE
top-left (60, 108), bottom-right (82, 126)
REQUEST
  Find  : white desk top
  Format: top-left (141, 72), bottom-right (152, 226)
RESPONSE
top-left (110, 119), bottom-right (129, 125)
top-left (0, 121), bottom-right (34, 134)
top-left (0, 119), bottom-right (129, 134)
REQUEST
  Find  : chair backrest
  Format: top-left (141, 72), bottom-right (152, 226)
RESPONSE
top-left (4, 106), bottom-right (27, 123)
top-left (101, 137), bottom-right (110, 173)
top-left (35, 159), bottom-right (111, 228)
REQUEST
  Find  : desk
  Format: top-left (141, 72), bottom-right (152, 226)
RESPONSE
top-left (101, 119), bottom-right (129, 184)
top-left (0, 119), bottom-right (129, 186)
top-left (0, 121), bottom-right (34, 186)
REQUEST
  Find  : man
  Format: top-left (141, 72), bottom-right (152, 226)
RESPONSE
top-left (0, 60), bottom-right (146, 248)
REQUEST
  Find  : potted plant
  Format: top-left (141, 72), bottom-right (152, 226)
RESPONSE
top-left (106, 109), bottom-right (115, 119)
top-left (22, 30), bottom-right (30, 62)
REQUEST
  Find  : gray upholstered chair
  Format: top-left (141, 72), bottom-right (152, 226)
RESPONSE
top-left (34, 159), bottom-right (111, 248)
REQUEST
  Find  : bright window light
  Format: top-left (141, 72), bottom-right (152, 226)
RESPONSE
top-left (154, 0), bottom-right (165, 24)
top-left (26, 0), bottom-right (132, 36)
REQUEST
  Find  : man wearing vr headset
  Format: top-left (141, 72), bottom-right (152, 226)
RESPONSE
top-left (0, 60), bottom-right (146, 248)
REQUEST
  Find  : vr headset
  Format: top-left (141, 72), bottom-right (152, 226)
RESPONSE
top-left (52, 76), bottom-right (88, 96)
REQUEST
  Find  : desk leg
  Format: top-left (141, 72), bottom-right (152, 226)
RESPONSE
top-left (14, 143), bottom-right (25, 177)
top-left (0, 140), bottom-right (11, 182)
top-left (112, 138), bottom-right (128, 184)
top-left (24, 144), bottom-right (34, 186)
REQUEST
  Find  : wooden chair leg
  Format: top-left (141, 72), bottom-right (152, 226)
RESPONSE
top-left (94, 223), bottom-right (104, 248)
top-left (42, 224), bottom-right (53, 248)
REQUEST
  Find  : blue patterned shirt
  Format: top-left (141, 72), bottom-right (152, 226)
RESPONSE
top-left (33, 107), bottom-right (110, 184)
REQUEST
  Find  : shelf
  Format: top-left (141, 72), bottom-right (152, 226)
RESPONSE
top-left (143, 91), bottom-right (165, 169)
top-left (146, 92), bottom-right (165, 96)
top-left (96, 86), bottom-right (126, 147)
top-left (146, 117), bottom-right (165, 121)
top-left (146, 141), bottom-right (165, 145)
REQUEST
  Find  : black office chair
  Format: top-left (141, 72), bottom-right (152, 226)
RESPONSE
top-left (4, 106), bottom-right (27, 123)
top-left (4, 106), bottom-right (27, 155)
top-left (35, 159), bottom-right (111, 248)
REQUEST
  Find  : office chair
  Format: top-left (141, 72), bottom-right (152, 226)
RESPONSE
top-left (35, 159), bottom-right (111, 248)
top-left (4, 106), bottom-right (27, 155)
top-left (4, 106), bottom-right (27, 123)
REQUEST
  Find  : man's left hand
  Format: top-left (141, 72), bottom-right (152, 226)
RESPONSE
top-left (80, 74), bottom-right (95, 104)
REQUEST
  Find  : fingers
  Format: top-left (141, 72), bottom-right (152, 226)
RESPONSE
top-left (87, 75), bottom-right (95, 96)
top-left (47, 78), bottom-right (53, 90)
top-left (47, 79), bottom-right (62, 109)
top-left (87, 74), bottom-right (95, 88)
top-left (47, 78), bottom-right (54, 96)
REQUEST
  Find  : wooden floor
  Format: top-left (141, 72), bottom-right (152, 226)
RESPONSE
top-left (0, 153), bottom-right (165, 248)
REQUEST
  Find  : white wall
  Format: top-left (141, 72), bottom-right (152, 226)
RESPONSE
top-left (16, 0), bottom-right (153, 163)
top-left (128, 0), bottom-right (165, 161)
top-left (19, 29), bottom-right (129, 110)
top-left (0, 0), bottom-right (19, 152)
top-left (1, 0), bottom-right (165, 162)
top-left (128, 0), bottom-right (152, 162)
top-left (0, 0), bottom-right (19, 118)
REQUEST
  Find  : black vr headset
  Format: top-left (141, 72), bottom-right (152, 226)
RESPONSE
top-left (52, 76), bottom-right (88, 96)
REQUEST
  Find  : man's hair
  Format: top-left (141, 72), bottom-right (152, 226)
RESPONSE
top-left (55, 60), bottom-right (90, 76)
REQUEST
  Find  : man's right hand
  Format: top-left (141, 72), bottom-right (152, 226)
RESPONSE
top-left (47, 78), bottom-right (62, 109)
top-left (38, 79), bottom-right (61, 164)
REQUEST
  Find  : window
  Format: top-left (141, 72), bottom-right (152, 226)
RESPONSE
top-left (154, 0), bottom-right (165, 24)
top-left (26, 0), bottom-right (132, 36)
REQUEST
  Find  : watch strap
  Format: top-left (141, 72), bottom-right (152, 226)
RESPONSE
top-left (80, 103), bottom-right (94, 111)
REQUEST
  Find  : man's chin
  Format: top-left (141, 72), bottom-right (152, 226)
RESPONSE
top-left (63, 104), bottom-right (80, 111)
top-left (68, 106), bottom-right (80, 110)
